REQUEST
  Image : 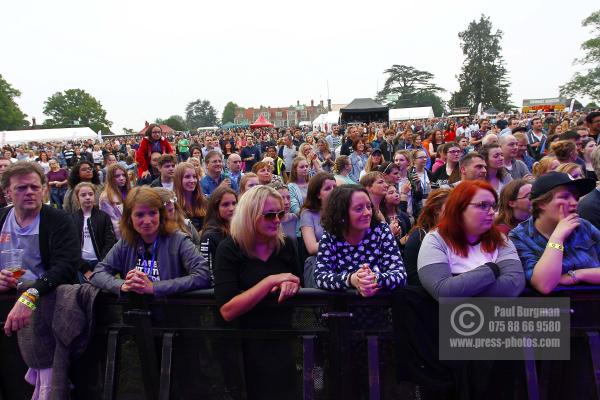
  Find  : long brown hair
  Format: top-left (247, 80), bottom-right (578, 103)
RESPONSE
top-left (495, 179), bottom-right (530, 229)
top-left (173, 162), bottom-right (207, 219)
top-left (103, 164), bottom-right (130, 205)
top-left (200, 186), bottom-right (238, 237)
top-left (120, 186), bottom-right (177, 245)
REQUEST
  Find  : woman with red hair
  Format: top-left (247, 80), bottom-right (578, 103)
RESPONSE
top-left (417, 180), bottom-right (524, 300)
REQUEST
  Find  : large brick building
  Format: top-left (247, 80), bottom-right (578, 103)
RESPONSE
top-left (234, 100), bottom-right (330, 128)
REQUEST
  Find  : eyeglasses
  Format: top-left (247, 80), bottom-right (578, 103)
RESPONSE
top-left (447, 150), bottom-right (461, 155)
top-left (469, 201), bottom-right (498, 212)
top-left (262, 210), bottom-right (285, 220)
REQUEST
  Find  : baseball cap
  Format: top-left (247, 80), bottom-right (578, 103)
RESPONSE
top-left (371, 148), bottom-right (383, 156)
top-left (530, 171), bottom-right (596, 200)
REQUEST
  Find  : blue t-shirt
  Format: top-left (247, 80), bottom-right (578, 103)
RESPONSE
top-left (0, 208), bottom-right (43, 280)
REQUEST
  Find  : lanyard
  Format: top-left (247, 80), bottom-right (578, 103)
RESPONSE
top-left (140, 240), bottom-right (157, 276)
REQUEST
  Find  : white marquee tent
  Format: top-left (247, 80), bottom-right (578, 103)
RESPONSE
top-left (389, 107), bottom-right (435, 121)
top-left (0, 127), bottom-right (99, 145)
top-left (312, 111), bottom-right (340, 131)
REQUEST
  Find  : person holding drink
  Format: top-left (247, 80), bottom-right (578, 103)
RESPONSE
top-left (0, 162), bottom-right (79, 394)
top-left (200, 151), bottom-right (239, 197)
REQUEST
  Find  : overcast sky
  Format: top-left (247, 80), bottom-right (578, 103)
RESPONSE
top-left (2, 0), bottom-right (597, 133)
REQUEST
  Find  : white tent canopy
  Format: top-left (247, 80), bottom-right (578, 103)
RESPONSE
top-left (0, 127), bottom-right (99, 145)
top-left (312, 111), bottom-right (340, 131)
top-left (389, 107), bottom-right (434, 121)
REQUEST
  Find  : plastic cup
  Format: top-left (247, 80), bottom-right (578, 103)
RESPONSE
top-left (1, 249), bottom-right (25, 279)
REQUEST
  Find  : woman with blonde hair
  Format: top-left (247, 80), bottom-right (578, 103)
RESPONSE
top-left (288, 156), bottom-right (310, 215)
top-left (298, 142), bottom-right (322, 178)
top-left (72, 182), bottom-right (116, 281)
top-left (173, 162), bottom-right (208, 231)
top-left (333, 155), bottom-right (354, 185)
top-left (187, 156), bottom-right (204, 181)
top-left (152, 187), bottom-right (201, 246)
top-left (239, 172), bottom-right (259, 196)
top-left (99, 164), bottom-right (130, 239)
top-left (214, 185), bottom-right (301, 399)
top-left (532, 156), bottom-right (560, 178)
top-left (556, 163), bottom-right (585, 179)
top-left (90, 186), bottom-right (210, 296)
top-left (550, 140), bottom-right (578, 164)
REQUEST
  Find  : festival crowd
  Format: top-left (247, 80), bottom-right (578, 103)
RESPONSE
top-left (0, 110), bottom-right (600, 398)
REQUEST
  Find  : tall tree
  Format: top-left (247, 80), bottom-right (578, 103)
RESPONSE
top-left (221, 101), bottom-right (238, 124)
top-left (451, 15), bottom-right (512, 113)
top-left (43, 89), bottom-right (112, 133)
top-left (155, 115), bottom-right (187, 131)
top-left (560, 10), bottom-right (600, 102)
top-left (0, 74), bottom-right (29, 130)
top-left (185, 99), bottom-right (218, 129)
top-left (375, 65), bottom-right (446, 116)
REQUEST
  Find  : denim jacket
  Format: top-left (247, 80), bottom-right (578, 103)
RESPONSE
top-left (508, 217), bottom-right (600, 281)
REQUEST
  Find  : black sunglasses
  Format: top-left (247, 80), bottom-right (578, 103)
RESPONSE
top-left (262, 210), bottom-right (285, 220)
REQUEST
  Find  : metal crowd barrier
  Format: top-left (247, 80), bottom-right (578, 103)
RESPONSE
top-left (1, 286), bottom-right (600, 400)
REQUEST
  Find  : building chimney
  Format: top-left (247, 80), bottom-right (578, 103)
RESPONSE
top-left (32, 117), bottom-right (36, 127)
top-left (320, 100), bottom-right (324, 108)
top-left (297, 100), bottom-right (300, 107)
top-left (311, 99), bottom-right (314, 107)
top-left (327, 99), bottom-right (332, 111)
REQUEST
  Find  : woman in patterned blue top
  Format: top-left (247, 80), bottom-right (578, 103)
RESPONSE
top-left (509, 171), bottom-right (600, 294)
top-left (315, 184), bottom-right (406, 296)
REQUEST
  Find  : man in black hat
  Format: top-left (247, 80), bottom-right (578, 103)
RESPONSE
top-left (509, 171), bottom-right (600, 294)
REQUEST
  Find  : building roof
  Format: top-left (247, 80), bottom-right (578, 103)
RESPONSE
top-left (0, 127), bottom-right (98, 145)
top-left (340, 98), bottom-right (388, 113)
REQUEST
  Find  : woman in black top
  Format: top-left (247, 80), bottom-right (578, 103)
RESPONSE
top-left (214, 185), bottom-right (301, 399)
top-left (199, 186), bottom-right (237, 285)
top-left (71, 182), bottom-right (116, 281)
top-left (403, 188), bottom-right (451, 285)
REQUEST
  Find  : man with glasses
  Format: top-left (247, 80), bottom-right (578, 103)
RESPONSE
top-left (201, 150), bottom-right (239, 196)
top-left (500, 135), bottom-right (531, 179)
top-left (0, 162), bottom-right (79, 360)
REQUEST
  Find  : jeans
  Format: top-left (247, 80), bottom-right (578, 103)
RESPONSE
top-left (50, 187), bottom-right (67, 209)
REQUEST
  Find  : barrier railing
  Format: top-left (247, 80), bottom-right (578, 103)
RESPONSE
top-left (1, 286), bottom-right (600, 400)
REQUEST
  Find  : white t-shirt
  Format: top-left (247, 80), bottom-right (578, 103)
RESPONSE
top-left (81, 212), bottom-right (97, 261)
top-left (420, 231), bottom-right (499, 274)
top-left (162, 181), bottom-right (174, 191)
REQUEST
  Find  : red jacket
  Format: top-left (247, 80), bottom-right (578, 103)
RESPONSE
top-left (135, 137), bottom-right (174, 177)
top-left (444, 129), bottom-right (456, 143)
